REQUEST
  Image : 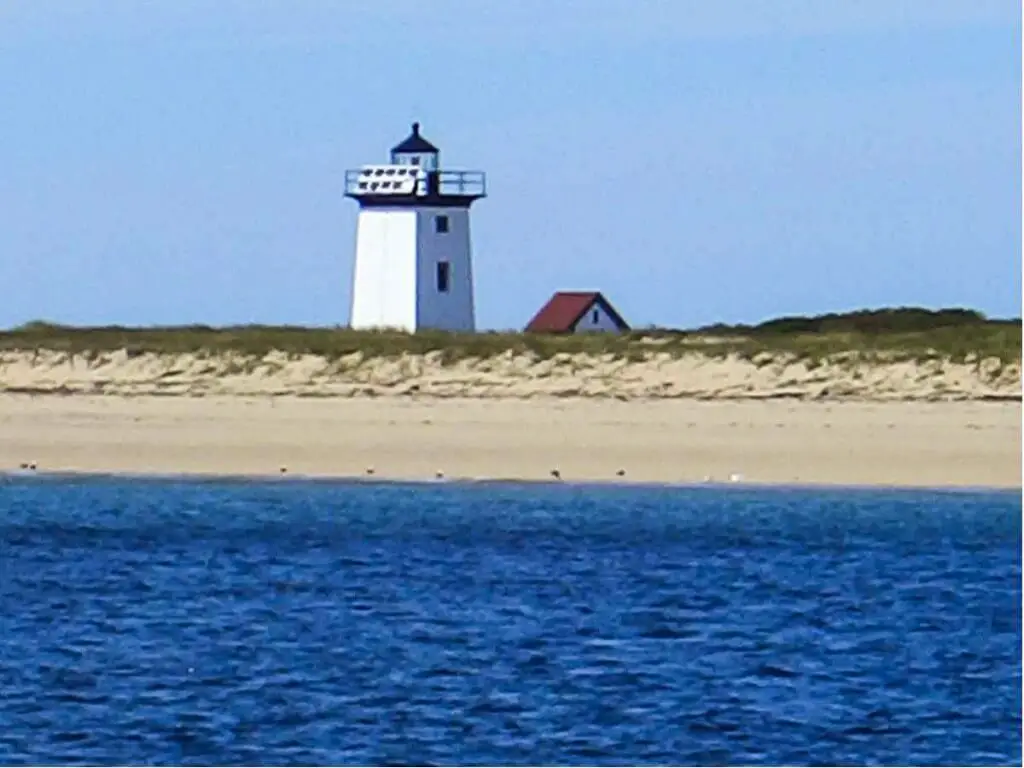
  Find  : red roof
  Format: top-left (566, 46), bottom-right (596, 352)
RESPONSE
top-left (524, 291), bottom-right (629, 333)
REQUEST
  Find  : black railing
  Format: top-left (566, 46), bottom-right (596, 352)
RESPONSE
top-left (435, 170), bottom-right (486, 197)
top-left (344, 169), bottom-right (486, 198)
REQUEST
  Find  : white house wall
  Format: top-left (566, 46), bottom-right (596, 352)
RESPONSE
top-left (572, 301), bottom-right (623, 333)
top-left (415, 207), bottom-right (475, 332)
top-left (349, 209), bottom-right (418, 331)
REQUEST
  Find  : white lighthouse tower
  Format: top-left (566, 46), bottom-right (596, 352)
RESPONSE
top-left (344, 122), bottom-right (486, 332)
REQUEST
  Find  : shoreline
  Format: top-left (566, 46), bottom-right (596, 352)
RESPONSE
top-left (1, 394), bottom-right (1019, 490)
top-left (3, 467), bottom-right (1020, 495)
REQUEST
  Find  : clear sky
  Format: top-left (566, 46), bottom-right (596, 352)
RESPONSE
top-left (1, 1), bottom-right (1020, 330)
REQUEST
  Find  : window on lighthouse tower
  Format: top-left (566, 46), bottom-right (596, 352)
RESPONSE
top-left (436, 262), bottom-right (451, 293)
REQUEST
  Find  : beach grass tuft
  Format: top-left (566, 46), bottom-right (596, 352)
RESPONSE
top-left (2, 307), bottom-right (1019, 365)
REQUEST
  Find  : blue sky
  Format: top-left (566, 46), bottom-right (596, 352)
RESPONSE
top-left (0, 1), bottom-right (1019, 330)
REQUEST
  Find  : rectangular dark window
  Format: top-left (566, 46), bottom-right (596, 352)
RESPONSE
top-left (592, 309), bottom-right (600, 323)
top-left (435, 215), bottom-right (450, 233)
top-left (436, 261), bottom-right (451, 293)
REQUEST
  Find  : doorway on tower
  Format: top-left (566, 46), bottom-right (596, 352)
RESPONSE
top-left (436, 261), bottom-right (451, 293)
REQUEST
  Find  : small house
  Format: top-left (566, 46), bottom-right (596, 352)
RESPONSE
top-left (524, 291), bottom-right (630, 334)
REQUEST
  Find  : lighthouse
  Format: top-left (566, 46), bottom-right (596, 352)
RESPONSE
top-left (344, 122), bottom-right (486, 332)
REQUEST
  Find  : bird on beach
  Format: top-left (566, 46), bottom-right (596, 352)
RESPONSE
top-left (550, 469), bottom-right (561, 481)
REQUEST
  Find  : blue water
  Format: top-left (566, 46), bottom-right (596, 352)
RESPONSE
top-left (0, 477), bottom-right (1019, 766)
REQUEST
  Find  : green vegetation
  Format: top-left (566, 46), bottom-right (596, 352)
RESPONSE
top-left (1, 308), bottom-right (1020, 365)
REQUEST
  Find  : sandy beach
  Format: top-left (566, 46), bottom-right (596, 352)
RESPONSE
top-left (0, 348), bottom-right (1019, 488)
top-left (1, 394), bottom-right (1019, 489)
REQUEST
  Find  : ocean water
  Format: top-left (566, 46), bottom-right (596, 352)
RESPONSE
top-left (0, 477), bottom-right (1019, 766)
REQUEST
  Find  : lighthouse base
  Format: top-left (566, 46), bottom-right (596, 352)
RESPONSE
top-left (349, 207), bottom-right (475, 333)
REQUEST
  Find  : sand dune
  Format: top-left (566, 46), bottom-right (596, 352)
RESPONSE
top-left (0, 349), bottom-right (1019, 401)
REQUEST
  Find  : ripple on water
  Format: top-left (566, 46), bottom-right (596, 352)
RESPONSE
top-left (0, 478), bottom-right (1020, 766)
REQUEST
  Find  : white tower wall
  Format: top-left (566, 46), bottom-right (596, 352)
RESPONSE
top-left (349, 208), bottom-right (418, 331)
top-left (349, 206), bottom-right (475, 332)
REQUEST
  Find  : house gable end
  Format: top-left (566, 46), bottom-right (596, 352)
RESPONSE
top-left (569, 294), bottom-right (630, 333)
top-left (589, 294), bottom-right (630, 332)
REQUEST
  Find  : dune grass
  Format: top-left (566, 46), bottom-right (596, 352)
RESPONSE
top-left (1, 308), bottom-right (1019, 365)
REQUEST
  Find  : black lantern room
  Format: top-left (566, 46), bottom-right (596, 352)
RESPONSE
top-left (390, 122), bottom-right (440, 171)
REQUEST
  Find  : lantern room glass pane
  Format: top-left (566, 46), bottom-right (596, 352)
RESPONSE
top-left (391, 151), bottom-right (438, 171)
